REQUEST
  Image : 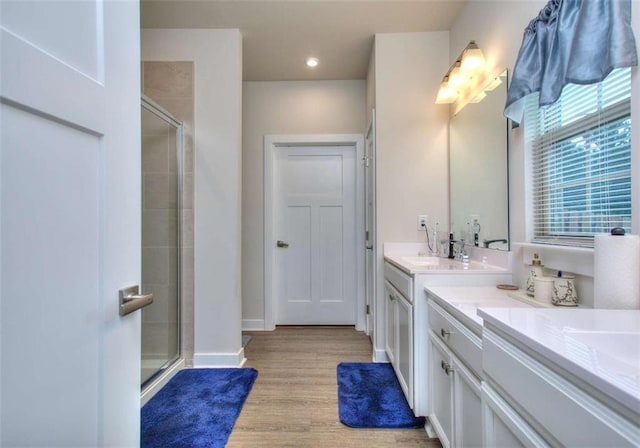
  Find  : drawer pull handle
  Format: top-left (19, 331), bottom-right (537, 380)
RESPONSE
top-left (441, 360), bottom-right (454, 375)
top-left (441, 328), bottom-right (454, 338)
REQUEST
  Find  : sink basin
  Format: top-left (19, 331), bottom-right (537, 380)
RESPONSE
top-left (389, 255), bottom-right (508, 273)
top-left (401, 256), bottom-right (441, 266)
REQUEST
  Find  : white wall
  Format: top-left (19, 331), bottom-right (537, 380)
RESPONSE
top-left (373, 31), bottom-right (450, 353)
top-left (142, 29), bottom-right (244, 366)
top-left (449, 1), bottom-right (640, 307)
top-left (366, 44), bottom-right (376, 124)
top-left (242, 80), bottom-right (366, 328)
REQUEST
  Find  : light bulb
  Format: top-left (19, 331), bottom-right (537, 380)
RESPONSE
top-left (435, 80), bottom-right (457, 104)
top-left (460, 47), bottom-right (485, 76)
top-left (305, 57), bottom-right (319, 68)
top-left (448, 65), bottom-right (466, 90)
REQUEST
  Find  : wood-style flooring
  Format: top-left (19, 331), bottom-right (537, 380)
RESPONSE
top-left (227, 326), bottom-right (442, 447)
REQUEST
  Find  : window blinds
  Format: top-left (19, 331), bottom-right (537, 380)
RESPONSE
top-left (525, 68), bottom-right (632, 247)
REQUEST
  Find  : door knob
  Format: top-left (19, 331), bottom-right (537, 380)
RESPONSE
top-left (119, 285), bottom-right (154, 316)
top-left (276, 240), bottom-right (289, 248)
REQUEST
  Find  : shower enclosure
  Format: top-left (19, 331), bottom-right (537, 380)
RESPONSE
top-left (140, 96), bottom-right (183, 385)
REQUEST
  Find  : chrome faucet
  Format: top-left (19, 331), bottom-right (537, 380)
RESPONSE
top-left (483, 238), bottom-right (507, 248)
top-left (451, 240), bottom-right (469, 262)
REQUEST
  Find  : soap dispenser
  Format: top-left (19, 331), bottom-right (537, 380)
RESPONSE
top-left (526, 253), bottom-right (544, 297)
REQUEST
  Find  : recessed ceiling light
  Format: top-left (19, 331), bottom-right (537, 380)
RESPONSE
top-left (305, 57), bottom-right (319, 68)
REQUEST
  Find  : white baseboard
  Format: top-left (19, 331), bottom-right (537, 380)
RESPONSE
top-left (193, 347), bottom-right (246, 367)
top-left (141, 358), bottom-right (185, 407)
top-left (372, 348), bottom-right (389, 363)
top-left (242, 319), bottom-right (266, 331)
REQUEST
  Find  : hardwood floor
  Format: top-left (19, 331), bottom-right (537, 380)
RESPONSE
top-left (227, 326), bottom-right (442, 447)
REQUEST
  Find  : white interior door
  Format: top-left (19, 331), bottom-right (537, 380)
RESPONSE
top-left (274, 145), bottom-right (357, 324)
top-left (364, 111), bottom-right (376, 338)
top-left (1, 1), bottom-right (141, 446)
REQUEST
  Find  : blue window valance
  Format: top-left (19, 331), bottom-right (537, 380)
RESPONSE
top-left (504, 0), bottom-right (638, 124)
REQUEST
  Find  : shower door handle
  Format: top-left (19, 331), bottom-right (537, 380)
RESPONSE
top-left (119, 285), bottom-right (154, 316)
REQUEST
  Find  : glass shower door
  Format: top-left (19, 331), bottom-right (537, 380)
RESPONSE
top-left (140, 97), bottom-right (182, 385)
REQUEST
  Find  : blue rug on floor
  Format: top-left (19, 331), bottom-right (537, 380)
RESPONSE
top-left (141, 368), bottom-right (258, 448)
top-left (337, 362), bottom-right (426, 429)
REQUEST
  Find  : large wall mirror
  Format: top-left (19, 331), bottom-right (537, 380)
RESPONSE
top-left (449, 70), bottom-right (509, 250)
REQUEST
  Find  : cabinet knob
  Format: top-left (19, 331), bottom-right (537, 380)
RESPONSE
top-left (441, 328), bottom-right (455, 338)
top-left (441, 360), bottom-right (454, 375)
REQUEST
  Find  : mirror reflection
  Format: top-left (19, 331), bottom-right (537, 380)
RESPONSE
top-left (449, 70), bottom-right (509, 250)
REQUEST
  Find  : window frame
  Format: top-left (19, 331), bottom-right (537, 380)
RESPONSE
top-left (525, 69), bottom-right (632, 248)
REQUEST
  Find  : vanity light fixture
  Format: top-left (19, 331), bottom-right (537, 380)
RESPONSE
top-left (447, 63), bottom-right (466, 90)
top-left (484, 75), bottom-right (503, 92)
top-left (459, 41), bottom-right (486, 75)
top-left (435, 75), bottom-right (458, 104)
top-left (435, 40), bottom-right (488, 105)
top-left (470, 91), bottom-right (487, 103)
top-left (305, 57), bottom-right (319, 68)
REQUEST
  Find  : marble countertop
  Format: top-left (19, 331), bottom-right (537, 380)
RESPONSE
top-left (425, 286), bottom-right (541, 335)
top-left (478, 307), bottom-right (640, 415)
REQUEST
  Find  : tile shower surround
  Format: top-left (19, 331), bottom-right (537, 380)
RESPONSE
top-left (142, 61), bottom-right (195, 367)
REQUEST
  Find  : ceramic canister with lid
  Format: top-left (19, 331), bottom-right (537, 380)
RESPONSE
top-left (526, 253), bottom-right (544, 297)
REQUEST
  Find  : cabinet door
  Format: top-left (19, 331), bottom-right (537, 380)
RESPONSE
top-left (396, 294), bottom-right (413, 408)
top-left (482, 383), bottom-right (549, 448)
top-left (429, 333), bottom-right (453, 448)
top-left (384, 282), bottom-right (396, 364)
top-left (453, 357), bottom-right (482, 448)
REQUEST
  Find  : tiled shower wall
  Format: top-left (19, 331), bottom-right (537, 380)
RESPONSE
top-left (142, 61), bottom-right (195, 366)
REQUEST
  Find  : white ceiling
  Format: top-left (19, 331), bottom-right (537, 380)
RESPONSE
top-left (141, 1), bottom-right (467, 81)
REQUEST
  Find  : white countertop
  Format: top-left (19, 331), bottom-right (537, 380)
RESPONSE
top-left (425, 286), bottom-right (540, 335)
top-left (385, 254), bottom-right (510, 275)
top-left (478, 307), bottom-right (640, 415)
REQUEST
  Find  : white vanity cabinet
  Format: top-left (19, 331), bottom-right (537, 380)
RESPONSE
top-left (382, 251), bottom-right (512, 418)
top-left (480, 308), bottom-right (640, 448)
top-left (427, 296), bottom-right (483, 448)
top-left (383, 263), bottom-right (414, 407)
top-left (452, 356), bottom-right (483, 447)
top-left (396, 289), bottom-right (413, 403)
top-left (428, 334), bottom-right (453, 447)
top-left (384, 281), bottom-right (396, 365)
top-left (481, 380), bottom-right (549, 448)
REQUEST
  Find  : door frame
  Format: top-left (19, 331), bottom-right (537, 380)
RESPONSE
top-left (364, 110), bottom-right (377, 338)
top-left (264, 134), bottom-right (365, 331)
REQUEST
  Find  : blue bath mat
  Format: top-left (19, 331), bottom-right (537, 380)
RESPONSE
top-left (141, 368), bottom-right (258, 448)
top-left (337, 362), bottom-right (426, 429)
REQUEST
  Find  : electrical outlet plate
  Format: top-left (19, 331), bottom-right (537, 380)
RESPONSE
top-left (418, 215), bottom-right (428, 230)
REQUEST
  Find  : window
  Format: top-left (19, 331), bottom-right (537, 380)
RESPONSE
top-left (526, 68), bottom-right (632, 247)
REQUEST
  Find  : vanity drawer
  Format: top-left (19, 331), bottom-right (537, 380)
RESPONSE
top-left (428, 301), bottom-right (482, 377)
top-left (384, 261), bottom-right (413, 302)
